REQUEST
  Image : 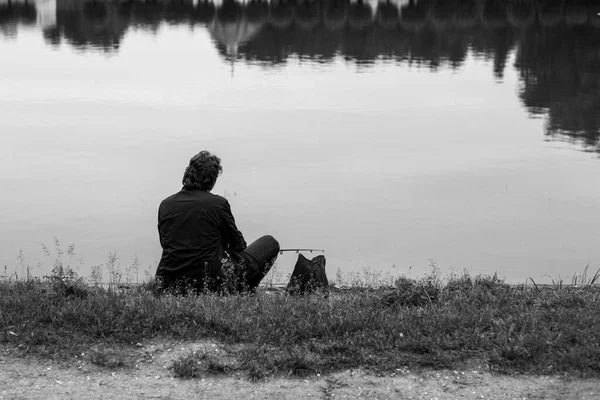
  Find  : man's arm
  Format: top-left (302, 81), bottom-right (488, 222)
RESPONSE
top-left (219, 199), bottom-right (247, 252)
top-left (157, 201), bottom-right (166, 250)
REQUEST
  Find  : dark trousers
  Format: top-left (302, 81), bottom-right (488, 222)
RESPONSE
top-left (232, 235), bottom-right (280, 291)
top-left (159, 235), bottom-right (279, 294)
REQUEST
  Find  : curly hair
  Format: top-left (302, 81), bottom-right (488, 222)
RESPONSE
top-left (182, 151), bottom-right (223, 191)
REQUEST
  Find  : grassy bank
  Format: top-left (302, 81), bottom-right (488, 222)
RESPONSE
top-left (1, 271), bottom-right (600, 380)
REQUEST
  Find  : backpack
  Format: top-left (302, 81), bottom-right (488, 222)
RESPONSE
top-left (286, 254), bottom-right (329, 296)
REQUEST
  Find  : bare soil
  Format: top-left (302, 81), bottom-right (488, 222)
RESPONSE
top-left (1, 340), bottom-right (599, 400)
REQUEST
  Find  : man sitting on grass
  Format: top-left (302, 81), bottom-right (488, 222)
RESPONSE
top-left (155, 150), bottom-right (279, 294)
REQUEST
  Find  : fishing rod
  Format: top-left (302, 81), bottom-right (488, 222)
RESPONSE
top-left (279, 248), bottom-right (325, 254)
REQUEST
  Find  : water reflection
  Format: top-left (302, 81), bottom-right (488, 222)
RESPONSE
top-left (517, 21), bottom-right (600, 154)
top-left (2, 0), bottom-right (600, 153)
top-left (0, 0), bottom-right (35, 38)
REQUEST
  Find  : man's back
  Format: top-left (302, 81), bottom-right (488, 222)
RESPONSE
top-left (156, 189), bottom-right (246, 281)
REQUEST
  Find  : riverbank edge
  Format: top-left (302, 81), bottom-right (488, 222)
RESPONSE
top-left (1, 274), bottom-right (600, 381)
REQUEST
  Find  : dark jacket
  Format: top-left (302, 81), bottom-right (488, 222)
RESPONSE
top-left (155, 188), bottom-right (247, 283)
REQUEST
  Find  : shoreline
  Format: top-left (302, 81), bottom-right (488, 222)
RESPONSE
top-left (2, 273), bottom-right (600, 382)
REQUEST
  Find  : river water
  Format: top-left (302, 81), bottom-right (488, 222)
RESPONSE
top-left (1, 0), bottom-right (599, 284)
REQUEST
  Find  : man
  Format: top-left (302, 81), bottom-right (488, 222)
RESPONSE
top-left (155, 151), bottom-right (279, 294)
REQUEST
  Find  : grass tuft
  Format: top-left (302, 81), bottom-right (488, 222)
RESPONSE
top-left (171, 349), bottom-right (234, 379)
top-left (89, 345), bottom-right (127, 368)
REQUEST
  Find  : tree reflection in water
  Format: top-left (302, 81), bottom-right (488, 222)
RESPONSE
top-left (1, 0), bottom-right (599, 154)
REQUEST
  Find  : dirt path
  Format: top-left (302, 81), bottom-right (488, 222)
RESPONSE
top-left (1, 341), bottom-right (599, 400)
